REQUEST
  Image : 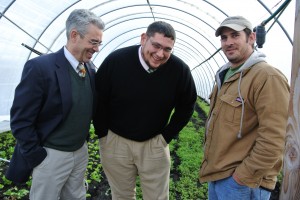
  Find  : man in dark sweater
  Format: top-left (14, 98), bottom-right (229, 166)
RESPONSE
top-left (94, 21), bottom-right (197, 200)
top-left (7, 9), bottom-right (105, 199)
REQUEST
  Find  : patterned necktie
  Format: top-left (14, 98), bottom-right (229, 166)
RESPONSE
top-left (77, 62), bottom-right (86, 77)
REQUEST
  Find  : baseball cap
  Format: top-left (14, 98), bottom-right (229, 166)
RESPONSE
top-left (215, 16), bottom-right (253, 37)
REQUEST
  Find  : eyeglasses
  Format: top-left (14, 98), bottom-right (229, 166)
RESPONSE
top-left (81, 34), bottom-right (102, 47)
top-left (88, 39), bottom-right (102, 47)
top-left (149, 39), bottom-right (173, 53)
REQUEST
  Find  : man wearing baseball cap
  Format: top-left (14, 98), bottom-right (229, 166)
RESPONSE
top-left (199, 16), bottom-right (290, 200)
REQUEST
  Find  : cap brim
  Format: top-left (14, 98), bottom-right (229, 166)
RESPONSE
top-left (215, 24), bottom-right (246, 36)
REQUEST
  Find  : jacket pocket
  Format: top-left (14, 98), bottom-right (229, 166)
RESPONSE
top-left (220, 94), bottom-right (243, 124)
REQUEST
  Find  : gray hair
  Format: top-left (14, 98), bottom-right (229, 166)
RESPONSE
top-left (146, 21), bottom-right (176, 41)
top-left (66, 9), bottom-right (105, 39)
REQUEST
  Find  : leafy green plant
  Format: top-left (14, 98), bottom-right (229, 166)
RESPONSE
top-left (197, 98), bottom-right (210, 116)
top-left (3, 187), bottom-right (29, 199)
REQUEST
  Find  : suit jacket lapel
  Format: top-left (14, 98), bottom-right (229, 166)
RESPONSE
top-left (55, 48), bottom-right (72, 120)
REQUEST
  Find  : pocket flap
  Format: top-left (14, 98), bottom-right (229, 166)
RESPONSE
top-left (220, 94), bottom-right (242, 108)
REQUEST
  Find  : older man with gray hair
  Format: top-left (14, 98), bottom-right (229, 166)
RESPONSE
top-left (7, 9), bottom-right (105, 200)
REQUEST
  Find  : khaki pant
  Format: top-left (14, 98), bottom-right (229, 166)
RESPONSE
top-left (30, 143), bottom-right (88, 200)
top-left (99, 130), bottom-right (171, 200)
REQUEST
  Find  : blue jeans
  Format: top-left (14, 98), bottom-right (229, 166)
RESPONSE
top-left (208, 176), bottom-right (271, 200)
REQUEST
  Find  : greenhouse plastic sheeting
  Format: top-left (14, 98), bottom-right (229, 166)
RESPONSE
top-left (0, 0), bottom-right (295, 132)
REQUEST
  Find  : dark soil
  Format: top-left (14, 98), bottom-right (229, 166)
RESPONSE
top-left (270, 182), bottom-right (281, 200)
top-left (86, 171), bottom-right (111, 200)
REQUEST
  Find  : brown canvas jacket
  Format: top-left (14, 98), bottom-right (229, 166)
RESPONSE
top-left (199, 51), bottom-right (290, 190)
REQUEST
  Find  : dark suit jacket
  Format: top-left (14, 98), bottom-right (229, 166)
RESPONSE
top-left (6, 47), bottom-right (96, 183)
